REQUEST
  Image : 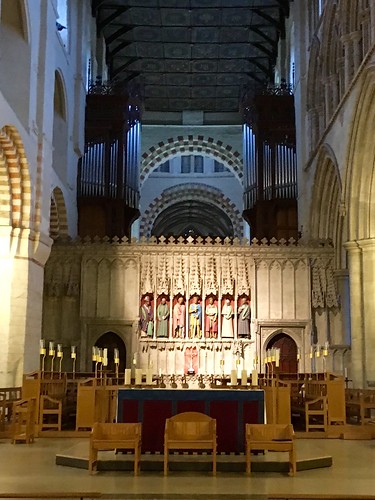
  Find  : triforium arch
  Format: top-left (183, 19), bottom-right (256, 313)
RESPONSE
top-left (139, 183), bottom-right (243, 238)
top-left (0, 125), bottom-right (32, 229)
top-left (310, 145), bottom-right (343, 268)
top-left (49, 187), bottom-right (69, 240)
top-left (140, 135), bottom-right (243, 184)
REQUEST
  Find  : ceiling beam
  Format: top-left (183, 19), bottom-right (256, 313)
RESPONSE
top-left (106, 25), bottom-right (134, 45)
top-left (248, 26), bottom-right (278, 48)
top-left (112, 57), bottom-right (138, 78)
top-left (250, 42), bottom-right (275, 59)
top-left (252, 8), bottom-right (282, 32)
top-left (107, 40), bottom-right (132, 60)
top-left (97, 7), bottom-right (130, 34)
top-left (246, 72), bottom-right (266, 85)
top-left (247, 58), bottom-right (274, 79)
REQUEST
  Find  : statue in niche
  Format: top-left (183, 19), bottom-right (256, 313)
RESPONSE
top-left (156, 296), bottom-right (170, 338)
top-left (189, 295), bottom-right (202, 339)
top-left (173, 295), bottom-right (186, 338)
top-left (139, 294), bottom-right (154, 337)
top-left (205, 296), bottom-right (218, 338)
top-left (221, 297), bottom-right (234, 338)
top-left (237, 296), bottom-right (251, 338)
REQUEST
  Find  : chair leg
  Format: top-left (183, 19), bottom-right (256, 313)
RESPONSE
top-left (289, 447), bottom-right (296, 476)
top-left (163, 446), bottom-right (168, 476)
top-left (134, 444), bottom-right (140, 476)
top-left (246, 445), bottom-right (251, 475)
top-left (89, 447), bottom-right (97, 474)
top-left (212, 446), bottom-right (216, 476)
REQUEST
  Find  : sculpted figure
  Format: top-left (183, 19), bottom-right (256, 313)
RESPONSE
top-left (173, 296), bottom-right (186, 338)
top-left (205, 296), bottom-right (218, 338)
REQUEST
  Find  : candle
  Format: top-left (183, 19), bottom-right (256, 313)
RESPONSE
top-left (114, 348), bottom-right (119, 365)
top-left (103, 348), bottom-right (108, 366)
top-left (241, 369), bottom-right (247, 386)
top-left (251, 369), bottom-right (258, 387)
top-left (146, 368), bottom-right (153, 385)
top-left (344, 368), bottom-right (348, 379)
top-left (230, 369), bottom-right (237, 385)
top-left (135, 368), bottom-right (142, 385)
top-left (49, 342), bottom-right (55, 356)
top-left (57, 344), bottom-right (63, 358)
top-left (71, 346), bottom-right (76, 359)
top-left (275, 349), bottom-right (280, 367)
top-left (124, 368), bottom-right (131, 385)
top-left (39, 339), bottom-right (46, 356)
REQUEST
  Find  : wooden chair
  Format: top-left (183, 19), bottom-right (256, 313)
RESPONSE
top-left (164, 412), bottom-right (217, 476)
top-left (11, 398), bottom-right (36, 444)
top-left (39, 395), bottom-right (62, 431)
top-left (245, 423), bottom-right (296, 476)
top-left (89, 422), bottom-right (142, 475)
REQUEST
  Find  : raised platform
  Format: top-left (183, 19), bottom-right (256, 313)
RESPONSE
top-left (55, 440), bottom-right (332, 474)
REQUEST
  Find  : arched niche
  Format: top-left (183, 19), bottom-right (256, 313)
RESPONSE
top-left (52, 70), bottom-right (68, 183)
top-left (94, 331), bottom-right (126, 374)
top-left (266, 332), bottom-right (298, 375)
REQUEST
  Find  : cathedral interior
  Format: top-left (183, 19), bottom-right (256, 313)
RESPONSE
top-left (1, 0), bottom-right (375, 498)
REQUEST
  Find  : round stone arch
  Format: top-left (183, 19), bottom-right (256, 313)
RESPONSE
top-left (140, 135), bottom-right (243, 185)
top-left (49, 186), bottom-right (69, 240)
top-left (310, 144), bottom-right (344, 268)
top-left (345, 67), bottom-right (375, 241)
top-left (0, 125), bottom-right (31, 228)
top-left (264, 328), bottom-right (300, 374)
top-left (140, 183), bottom-right (243, 238)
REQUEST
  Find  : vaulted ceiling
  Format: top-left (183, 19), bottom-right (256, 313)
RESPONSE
top-left (92, 0), bottom-right (291, 115)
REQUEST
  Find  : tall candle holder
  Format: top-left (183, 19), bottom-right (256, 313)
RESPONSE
top-left (114, 348), bottom-right (120, 379)
top-left (49, 341), bottom-right (55, 373)
top-left (57, 344), bottom-right (63, 377)
top-left (98, 348), bottom-right (103, 379)
top-left (39, 339), bottom-right (46, 374)
top-left (92, 346), bottom-right (99, 378)
top-left (71, 346), bottom-right (77, 378)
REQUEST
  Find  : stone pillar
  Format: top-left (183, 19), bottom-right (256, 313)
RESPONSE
top-left (350, 31), bottom-right (363, 74)
top-left (358, 239), bottom-right (375, 386)
top-left (341, 35), bottom-right (353, 89)
top-left (344, 241), bottom-right (365, 387)
top-left (334, 269), bottom-right (351, 346)
top-left (0, 228), bottom-right (51, 387)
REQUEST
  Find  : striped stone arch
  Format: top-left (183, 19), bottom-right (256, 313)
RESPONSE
top-left (140, 183), bottom-right (243, 238)
top-left (140, 135), bottom-right (243, 184)
top-left (49, 187), bottom-right (69, 240)
top-left (0, 125), bottom-right (31, 228)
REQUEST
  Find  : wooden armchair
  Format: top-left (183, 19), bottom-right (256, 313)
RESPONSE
top-left (245, 423), bottom-right (296, 476)
top-left (11, 398), bottom-right (36, 444)
top-left (39, 395), bottom-right (62, 431)
top-left (89, 422), bottom-right (142, 475)
top-left (164, 412), bottom-right (217, 476)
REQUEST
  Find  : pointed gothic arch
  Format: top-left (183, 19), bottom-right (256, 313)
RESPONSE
top-left (345, 67), bottom-right (375, 241)
top-left (310, 145), bottom-right (344, 267)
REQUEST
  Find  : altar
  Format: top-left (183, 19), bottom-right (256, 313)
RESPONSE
top-left (117, 388), bottom-right (264, 453)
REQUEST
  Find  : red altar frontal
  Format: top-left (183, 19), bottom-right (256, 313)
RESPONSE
top-left (117, 388), bottom-right (264, 453)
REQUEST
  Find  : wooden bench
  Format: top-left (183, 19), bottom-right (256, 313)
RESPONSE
top-left (346, 389), bottom-right (375, 425)
top-left (163, 411), bottom-right (217, 475)
top-left (245, 423), bottom-right (296, 476)
top-left (89, 422), bottom-right (142, 475)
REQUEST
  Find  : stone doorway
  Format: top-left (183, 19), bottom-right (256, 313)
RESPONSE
top-left (267, 333), bottom-right (298, 374)
top-left (95, 331), bottom-right (126, 374)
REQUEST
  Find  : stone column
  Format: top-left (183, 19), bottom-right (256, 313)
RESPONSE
top-left (0, 228), bottom-right (52, 386)
top-left (341, 35), bottom-right (353, 90)
top-left (358, 239), bottom-right (375, 386)
top-left (350, 31), bottom-right (363, 74)
top-left (344, 241), bottom-right (365, 387)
